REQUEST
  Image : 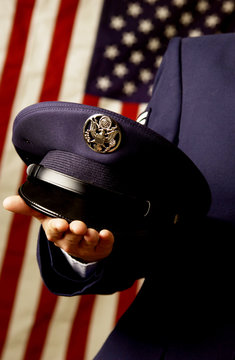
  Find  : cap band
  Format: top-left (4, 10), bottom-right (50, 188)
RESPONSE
top-left (27, 163), bottom-right (99, 196)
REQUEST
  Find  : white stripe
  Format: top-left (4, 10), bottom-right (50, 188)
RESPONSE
top-left (99, 99), bottom-right (147, 119)
top-left (137, 102), bottom-right (148, 117)
top-left (98, 97), bottom-right (123, 113)
top-left (84, 293), bottom-right (119, 360)
top-left (59, 0), bottom-right (104, 102)
top-left (1, 219), bottom-right (42, 360)
top-left (0, 0), bottom-right (60, 271)
top-left (40, 296), bottom-right (81, 360)
top-left (0, 0), bottom-right (17, 80)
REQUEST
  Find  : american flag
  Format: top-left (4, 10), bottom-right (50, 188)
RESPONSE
top-left (0, 1), bottom-right (234, 359)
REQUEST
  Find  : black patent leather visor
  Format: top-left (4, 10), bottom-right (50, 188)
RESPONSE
top-left (19, 164), bottom-right (152, 231)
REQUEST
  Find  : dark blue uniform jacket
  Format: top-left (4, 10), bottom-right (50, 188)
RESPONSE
top-left (37, 34), bottom-right (235, 359)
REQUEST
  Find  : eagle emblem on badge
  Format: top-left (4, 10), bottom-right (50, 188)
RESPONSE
top-left (83, 114), bottom-right (122, 153)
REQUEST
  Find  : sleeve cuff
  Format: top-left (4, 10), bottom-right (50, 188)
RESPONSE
top-left (60, 248), bottom-right (98, 278)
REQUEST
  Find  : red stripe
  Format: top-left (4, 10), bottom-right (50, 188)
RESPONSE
top-left (21, 1), bottom-right (82, 356)
top-left (83, 93), bottom-right (99, 106)
top-left (0, 0), bottom-right (35, 161)
top-left (121, 102), bottom-right (139, 121)
top-left (0, 169), bottom-right (31, 358)
top-left (115, 281), bottom-right (138, 324)
top-left (65, 295), bottom-right (96, 360)
top-left (40, 0), bottom-right (80, 102)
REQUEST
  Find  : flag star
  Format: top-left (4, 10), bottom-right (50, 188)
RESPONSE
top-left (110, 16), bottom-right (126, 30)
top-left (222, 1), bottom-right (235, 13)
top-left (180, 12), bottom-right (193, 26)
top-left (155, 6), bottom-right (170, 21)
top-left (205, 14), bottom-right (220, 28)
top-left (127, 3), bottom-right (143, 17)
top-left (104, 45), bottom-right (119, 59)
top-left (147, 38), bottom-right (161, 51)
top-left (188, 29), bottom-right (203, 37)
top-left (113, 63), bottom-right (128, 78)
top-left (164, 25), bottom-right (177, 38)
top-left (122, 32), bottom-right (137, 46)
top-left (130, 50), bottom-right (144, 64)
top-left (197, 0), bottom-right (210, 13)
top-left (123, 81), bottom-right (137, 95)
top-left (139, 68), bottom-right (153, 83)
top-left (138, 19), bottom-right (154, 34)
top-left (96, 76), bottom-right (112, 91)
top-left (172, 0), bottom-right (187, 7)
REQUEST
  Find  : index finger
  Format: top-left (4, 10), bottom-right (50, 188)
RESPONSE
top-left (3, 195), bottom-right (45, 221)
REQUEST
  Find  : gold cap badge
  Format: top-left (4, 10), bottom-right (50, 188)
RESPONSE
top-left (83, 114), bottom-right (122, 153)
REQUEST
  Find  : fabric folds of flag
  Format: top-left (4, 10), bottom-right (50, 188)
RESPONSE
top-left (0, 0), bottom-right (235, 359)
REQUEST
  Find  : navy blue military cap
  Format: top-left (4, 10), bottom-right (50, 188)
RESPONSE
top-left (12, 101), bottom-right (211, 231)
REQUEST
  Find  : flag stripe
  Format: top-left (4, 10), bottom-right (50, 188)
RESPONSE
top-left (121, 102), bottom-right (140, 121)
top-left (65, 295), bottom-right (96, 360)
top-left (58, 0), bottom-right (105, 103)
top-left (98, 97), bottom-right (122, 113)
top-left (40, 296), bottom-right (81, 360)
top-left (40, 0), bottom-right (80, 102)
top-left (9, 0), bottom-right (61, 113)
top-left (0, 0), bottom-right (17, 80)
top-left (22, 286), bottom-right (58, 360)
top-left (83, 94), bottom-right (99, 107)
top-left (0, 0), bottom-right (35, 160)
top-left (84, 293), bottom-right (119, 360)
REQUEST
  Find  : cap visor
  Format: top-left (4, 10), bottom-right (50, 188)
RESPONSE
top-left (18, 178), bottom-right (148, 231)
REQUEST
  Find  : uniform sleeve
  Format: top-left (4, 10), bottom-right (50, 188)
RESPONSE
top-left (36, 227), bottom-right (105, 296)
top-left (37, 226), bottom-right (148, 296)
top-left (145, 37), bottom-right (182, 145)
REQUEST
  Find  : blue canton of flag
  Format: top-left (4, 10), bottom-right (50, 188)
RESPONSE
top-left (85, 0), bottom-right (235, 103)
